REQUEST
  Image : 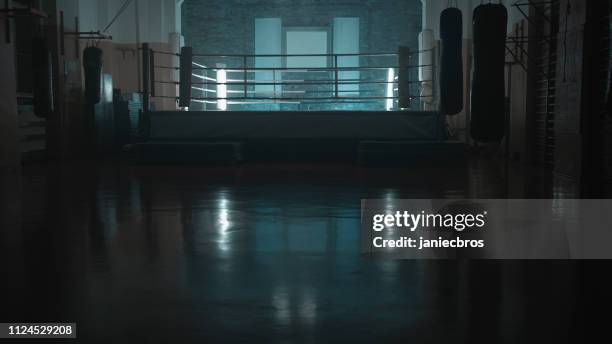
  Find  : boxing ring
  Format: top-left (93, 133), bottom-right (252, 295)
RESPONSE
top-left (141, 44), bottom-right (439, 132)
top-left (127, 45), bottom-right (464, 164)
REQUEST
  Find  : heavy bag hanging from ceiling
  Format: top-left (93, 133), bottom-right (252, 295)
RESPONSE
top-left (471, 3), bottom-right (508, 142)
top-left (32, 37), bottom-right (54, 118)
top-left (83, 46), bottom-right (104, 105)
top-left (439, 6), bottom-right (463, 115)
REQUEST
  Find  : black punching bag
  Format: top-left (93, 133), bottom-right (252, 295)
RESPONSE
top-left (32, 37), bottom-right (54, 118)
top-left (471, 3), bottom-right (508, 142)
top-left (439, 7), bottom-right (463, 115)
top-left (83, 46), bottom-right (103, 105)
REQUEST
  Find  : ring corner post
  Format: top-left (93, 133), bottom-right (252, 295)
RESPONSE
top-left (179, 46), bottom-right (193, 109)
top-left (398, 46), bottom-right (411, 110)
top-left (141, 43), bottom-right (151, 138)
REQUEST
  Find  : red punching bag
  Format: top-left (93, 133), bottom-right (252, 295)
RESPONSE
top-left (439, 7), bottom-right (464, 116)
top-left (83, 46), bottom-right (103, 105)
top-left (471, 3), bottom-right (508, 142)
top-left (32, 37), bottom-right (54, 118)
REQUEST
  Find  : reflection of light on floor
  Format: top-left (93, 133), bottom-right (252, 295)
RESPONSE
top-left (272, 286), bottom-right (291, 326)
top-left (96, 186), bottom-right (119, 239)
top-left (383, 190), bottom-right (398, 251)
top-left (100, 201), bottom-right (119, 239)
top-left (272, 286), bottom-right (318, 329)
top-left (384, 189), bottom-right (397, 215)
top-left (298, 288), bottom-right (317, 327)
top-left (217, 194), bottom-right (231, 253)
top-left (130, 179), bottom-right (141, 217)
top-left (219, 198), bottom-right (230, 231)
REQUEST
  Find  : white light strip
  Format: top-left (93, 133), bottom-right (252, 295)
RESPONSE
top-left (192, 61), bottom-right (208, 68)
top-left (191, 99), bottom-right (217, 104)
top-left (386, 68), bottom-right (395, 111)
top-left (192, 73), bottom-right (216, 81)
top-left (192, 86), bottom-right (216, 93)
top-left (217, 69), bottom-right (227, 111)
top-left (224, 90), bottom-right (306, 94)
top-left (227, 101), bottom-right (300, 105)
top-left (225, 79), bottom-right (305, 83)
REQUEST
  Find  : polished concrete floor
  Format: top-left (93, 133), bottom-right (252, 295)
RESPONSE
top-left (0, 160), bottom-right (606, 343)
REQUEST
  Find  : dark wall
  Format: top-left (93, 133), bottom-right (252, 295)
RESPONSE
top-left (0, 5), bottom-right (20, 169)
top-left (554, 0), bottom-right (585, 179)
top-left (554, 0), bottom-right (612, 193)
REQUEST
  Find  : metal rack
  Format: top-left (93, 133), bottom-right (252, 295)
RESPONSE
top-left (59, 12), bottom-right (112, 58)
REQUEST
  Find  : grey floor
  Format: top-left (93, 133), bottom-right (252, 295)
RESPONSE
top-left (0, 160), bottom-right (600, 343)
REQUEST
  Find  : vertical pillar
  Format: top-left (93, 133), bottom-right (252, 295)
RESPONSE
top-left (0, 0), bottom-right (21, 256)
top-left (169, 32), bottom-right (182, 110)
top-left (0, 7), bottom-right (20, 169)
top-left (334, 55), bottom-right (339, 98)
top-left (142, 43), bottom-right (150, 114)
top-left (150, 49), bottom-right (156, 97)
top-left (179, 46), bottom-right (192, 108)
top-left (243, 55), bottom-right (248, 98)
top-left (398, 46), bottom-right (411, 109)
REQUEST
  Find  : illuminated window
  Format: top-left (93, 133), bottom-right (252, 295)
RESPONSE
top-left (285, 28), bottom-right (329, 68)
top-left (333, 18), bottom-right (360, 96)
top-left (255, 18), bottom-right (282, 96)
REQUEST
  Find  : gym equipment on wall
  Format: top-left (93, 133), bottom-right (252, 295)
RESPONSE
top-left (83, 46), bottom-right (104, 105)
top-left (439, 7), bottom-right (463, 116)
top-left (471, 3), bottom-right (508, 142)
top-left (32, 37), bottom-right (54, 118)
